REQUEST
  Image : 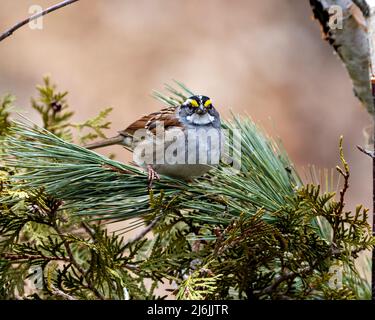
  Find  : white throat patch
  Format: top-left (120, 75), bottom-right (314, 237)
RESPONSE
top-left (186, 113), bottom-right (215, 125)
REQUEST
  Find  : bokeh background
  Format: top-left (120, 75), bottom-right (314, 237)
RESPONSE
top-left (0, 1), bottom-right (371, 217)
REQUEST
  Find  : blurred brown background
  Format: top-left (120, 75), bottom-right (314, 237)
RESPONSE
top-left (0, 0), bottom-right (371, 211)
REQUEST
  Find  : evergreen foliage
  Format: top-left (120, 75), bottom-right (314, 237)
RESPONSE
top-left (0, 78), bottom-right (373, 299)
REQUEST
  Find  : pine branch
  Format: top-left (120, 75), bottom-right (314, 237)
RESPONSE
top-left (2, 115), bottom-right (300, 224)
top-left (0, 0), bottom-right (80, 43)
top-left (52, 221), bottom-right (105, 300)
top-left (1, 80), bottom-right (373, 300)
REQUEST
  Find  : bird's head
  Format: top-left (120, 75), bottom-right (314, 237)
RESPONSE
top-left (180, 95), bottom-right (220, 126)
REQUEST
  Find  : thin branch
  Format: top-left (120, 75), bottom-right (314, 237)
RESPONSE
top-left (81, 221), bottom-right (96, 239)
top-left (122, 263), bottom-right (141, 272)
top-left (50, 285), bottom-right (76, 300)
top-left (125, 215), bottom-right (162, 245)
top-left (353, 0), bottom-right (370, 17)
top-left (1, 253), bottom-right (68, 262)
top-left (257, 270), bottom-right (297, 295)
top-left (53, 222), bottom-right (105, 300)
top-left (357, 145), bottom-right (375, 158)
top-left (0, 0), bottom-right (79, 43)
top-left (256, 244), bottom-right (346, 298)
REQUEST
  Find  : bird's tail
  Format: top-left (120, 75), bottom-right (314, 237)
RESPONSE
top-left (84, 135), bottom-right (126, 150)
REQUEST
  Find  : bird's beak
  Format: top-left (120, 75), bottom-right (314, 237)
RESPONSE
top-left (196, 104), bottom-right (206, 115)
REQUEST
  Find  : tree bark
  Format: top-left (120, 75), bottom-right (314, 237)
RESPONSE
top-left (310, 0), bottom-right (375, 299)
top-left (310, 0), bottom-right (373, 114)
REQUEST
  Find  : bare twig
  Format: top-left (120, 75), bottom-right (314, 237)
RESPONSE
top-left (81, 221), bottom-right (96, 239)
top-left (50, 285), bottom-right (76, 300)
top-left (357, 145), bottom-right (375, 158)
top-left (125, 215), bottom-right (162, 245)
top-left (261, 270), bottom-right (296, 295)
top-left (0, 0), bottom-right (79, 43)
top-left (122, 263), bottom-right (141, 272)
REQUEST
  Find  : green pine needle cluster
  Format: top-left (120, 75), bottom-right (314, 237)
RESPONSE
top-left (0, 78), bottom-right (373, 300)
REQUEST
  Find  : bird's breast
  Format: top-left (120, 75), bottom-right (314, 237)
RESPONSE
top-left (132, 125), bottom-right (223, 179)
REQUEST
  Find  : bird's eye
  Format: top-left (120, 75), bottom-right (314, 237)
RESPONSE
top-left (204, 99), bottom-right (212, 108)
top-left (190, 99), bottom-right (199, 108)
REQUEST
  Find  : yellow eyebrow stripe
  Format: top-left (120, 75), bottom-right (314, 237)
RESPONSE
top-left (190, 99), bottom-right (199, 107)
top-left (204, 99), bottom-right (212, 107)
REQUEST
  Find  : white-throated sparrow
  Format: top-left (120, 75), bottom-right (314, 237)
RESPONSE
top-left (85, 95), bottom-right (223, 187)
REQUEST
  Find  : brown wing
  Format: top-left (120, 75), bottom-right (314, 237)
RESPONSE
top-left (119, 107), bottom-right (183, 136)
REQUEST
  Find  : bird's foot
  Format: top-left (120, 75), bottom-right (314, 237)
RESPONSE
top-left (147, 165), bottom-right (160, 189)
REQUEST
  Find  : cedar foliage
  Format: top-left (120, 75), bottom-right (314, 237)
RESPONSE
top-left (0, 78), bottom-right (373, 300)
